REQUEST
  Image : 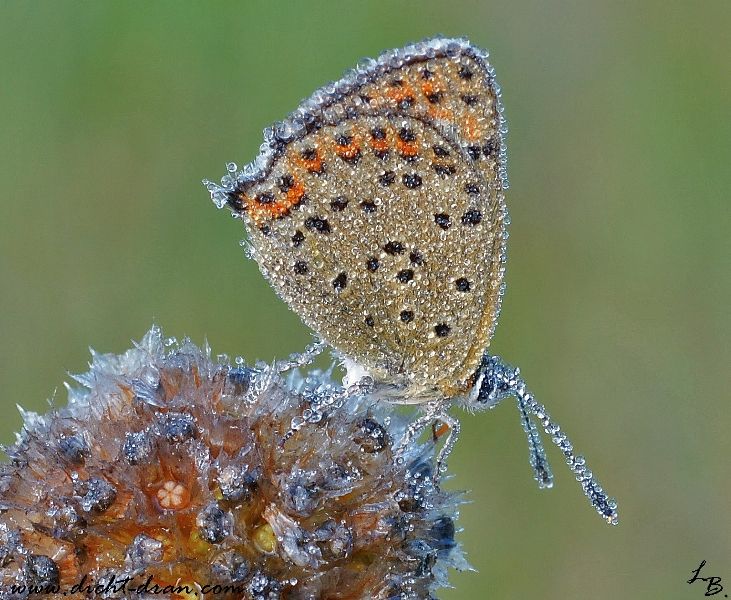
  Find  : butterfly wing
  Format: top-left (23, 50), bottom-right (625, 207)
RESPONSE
top-left (208, 38), bottom-right (507, 398)
top-left (350, 39), bottom-right (507, 188)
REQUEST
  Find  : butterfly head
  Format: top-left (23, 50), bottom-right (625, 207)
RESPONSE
top-left (461, 354), bottom-right (518, 411)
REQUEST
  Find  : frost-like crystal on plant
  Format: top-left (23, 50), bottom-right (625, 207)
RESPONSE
top-left (0, 327), bottom-right (468, 599)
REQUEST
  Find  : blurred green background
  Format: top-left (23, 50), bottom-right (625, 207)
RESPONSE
top-left (1, 1), bottom-right (729, 598)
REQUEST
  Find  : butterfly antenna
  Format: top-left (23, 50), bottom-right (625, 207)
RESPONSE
top-left (516, 370), bottom-right (618, 525)
top-left (482, 356), bottom-right (618, 525)
top-left (514, 375), bottom-right (554, 489)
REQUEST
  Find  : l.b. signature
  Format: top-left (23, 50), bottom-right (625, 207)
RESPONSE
top-left (688, 560), bottom-right (726, 597)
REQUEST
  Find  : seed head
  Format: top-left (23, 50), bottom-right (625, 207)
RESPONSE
top-left (0, 327), bottom-right (469, 599)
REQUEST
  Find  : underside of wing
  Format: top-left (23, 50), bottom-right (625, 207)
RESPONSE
top-left (206, 37), bottom-right (508, 397)
top-left (236, 113), bottom-right (504, 395)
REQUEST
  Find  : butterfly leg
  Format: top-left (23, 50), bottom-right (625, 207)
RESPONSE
top-left (395, 401), bottom-right (441, 457)
top-left (433, 411), bottom-right (461, 477)
top-left (471, 355), bottom-right (618, 524)
top-left (394, 400), bottom-right (456, 481)
top-left (279, 374), bottom-right (374, 447)
top-left (273, 339), bottom-right (327, 373)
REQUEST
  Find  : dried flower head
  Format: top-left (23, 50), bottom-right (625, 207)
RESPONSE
top-left (0, 327), bottom-right (468, 599)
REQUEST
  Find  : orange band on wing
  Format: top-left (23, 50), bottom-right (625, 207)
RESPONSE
top-left (298, 149), bottom-right (325, 174)
top-left (384, 82), bottom-right (416, 108)
top-left (241, 178), bottom-right (306, 225)
top-left (334, 136), bottom-right (362, 162)
top-left (370, 136), bottom-right (390, 153)
top-left (396, 137), bottom-right (418, 159)
top-left (463, 115), bottom-right (481, 141)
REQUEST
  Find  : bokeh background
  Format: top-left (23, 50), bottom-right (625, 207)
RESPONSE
top-left (1, 2), bottom-right (729, 598)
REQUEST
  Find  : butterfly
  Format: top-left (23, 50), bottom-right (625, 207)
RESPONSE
top-left (205, 37), bottom-right (617, 525)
